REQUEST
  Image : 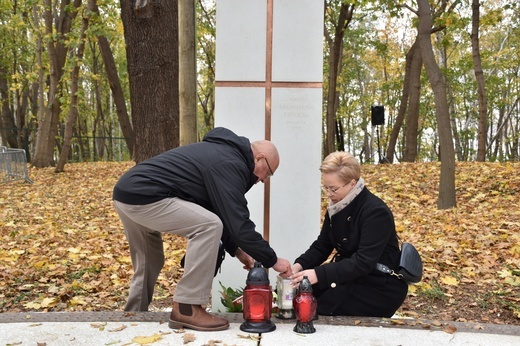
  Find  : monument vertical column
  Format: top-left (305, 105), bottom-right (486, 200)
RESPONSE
top-left (212, 0), bottom-right (324, 312)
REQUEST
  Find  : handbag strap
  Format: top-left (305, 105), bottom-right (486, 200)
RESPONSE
top-left (375, 235), bottom-right (407, 280)
top-left (376, 263), bottom-right (404, 280)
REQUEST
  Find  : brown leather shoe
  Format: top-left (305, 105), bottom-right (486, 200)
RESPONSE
top-left (169, 302), bottom-right (229, 331)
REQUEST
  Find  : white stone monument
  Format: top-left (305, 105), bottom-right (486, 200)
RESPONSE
top-left (212, 0), bottom-right (324, 312)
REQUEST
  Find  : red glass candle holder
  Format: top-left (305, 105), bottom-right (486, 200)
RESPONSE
top-left (293, 275), bottom-right (317, 334)
top-left (240, 262), bottom-right (276, 333)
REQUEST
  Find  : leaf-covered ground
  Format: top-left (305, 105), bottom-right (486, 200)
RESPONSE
top-left (1, 161), bottom-right (519, 325)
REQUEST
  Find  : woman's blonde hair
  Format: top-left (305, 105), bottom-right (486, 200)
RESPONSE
top-left (320, 151), bottom-right (361, 182)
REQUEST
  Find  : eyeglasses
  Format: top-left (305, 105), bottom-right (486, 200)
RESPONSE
top-left (321, 183), bottom-right (348, 195)
top-left (264, 157), bottom-right (274, 178)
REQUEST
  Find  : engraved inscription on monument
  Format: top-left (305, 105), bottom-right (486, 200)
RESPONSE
top-left (276, 94), bottom-right (315, 131)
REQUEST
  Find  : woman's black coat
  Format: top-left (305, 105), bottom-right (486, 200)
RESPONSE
top-left (294, 187), bottom-right (408, 317)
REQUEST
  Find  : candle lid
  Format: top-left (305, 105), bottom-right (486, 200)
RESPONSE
top-left (246, 261), bottom-right (269, 285)
top-left (297, 276), bottom-right (312, 293)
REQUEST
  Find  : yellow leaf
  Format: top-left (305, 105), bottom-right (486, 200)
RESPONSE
top-left (105, 341), bottom-right (120, 345)
top-left (498, 269), bottom-right (512, 278)
top-left (407, 285), bottom-right (418, 295)
top-left (0, 255), bottom-right (19, 262)
top-left (391, 319), bottom-right (406, 325)
top-left (416, 282), bottom-right (432, 291)
top-left (132, 333), bottom-right (163, 344)
top-left (33, 260), bottom-right (48, 269)
top-left (108, 324), bottom-right (127, 332)
top-left (23, 301), bottom-right (41, 309)
top-left (69, 296), bottom-right (88, 306)
top-left (117, 256), bottom-right (131, 263)
top-left (40, 297), bottom-right (58, 308)
top-left (513, 306), bottom-right (520, 318)
top-left (183, 333), bottom-right (196, 344)
top-left (504, 276), bottom-right (520, 286)
top-left (440, 276), bottom-right (459, 286)
top-left (90, 322), bottom-right (107, 329)
top-left (68, 252), bottom-right (81, 260)
top-left (237, 334), bottom-right (261, 341)
top-left (510, 244), bottom-right (520, 258)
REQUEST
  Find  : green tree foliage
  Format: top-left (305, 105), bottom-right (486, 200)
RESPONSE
top-left (0, 0), bottom-right (518, 164)
top-left (0, 0), bottom-right (131, 165)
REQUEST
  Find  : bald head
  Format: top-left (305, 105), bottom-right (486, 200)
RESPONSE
top-left (251, 140), bottom-right (279, 182)
top-left (251, 140), bottom-right (279, 168)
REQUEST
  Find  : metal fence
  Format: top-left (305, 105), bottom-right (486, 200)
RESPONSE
top-left (0, 146), bottom-right (33, 184)
top-left (1, 127), bottom-right (132, 163)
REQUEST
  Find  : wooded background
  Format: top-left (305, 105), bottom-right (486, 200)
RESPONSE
top-left (1, 0), bottom-right (519, 322)
top-left (0, 0), bottom-right (518, 201)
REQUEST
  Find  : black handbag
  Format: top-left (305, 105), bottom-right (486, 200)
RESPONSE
top-left (376, 242), bottom-right (423, 284)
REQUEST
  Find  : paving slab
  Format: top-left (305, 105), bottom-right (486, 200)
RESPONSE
top-left (0, 312), bottom-right (518, 346)
top-left (1, 321), bottom-right (253, 346)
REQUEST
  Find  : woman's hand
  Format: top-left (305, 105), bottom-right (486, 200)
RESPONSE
top-left (291, 263), bottom-right (303, 275)
top-left (289, 269), bottom-right (318, 287)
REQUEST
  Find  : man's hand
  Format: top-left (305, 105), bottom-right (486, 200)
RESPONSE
top-left (235, 248), bottom-right (255, 270)
top-left (272, 258), bottom-right (292, 278)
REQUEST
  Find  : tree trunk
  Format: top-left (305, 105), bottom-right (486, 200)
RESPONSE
top-left (196, 0), bottom-right (216, 135)
top-left (386, 40), bottom-right (417, 163)
top-left (434, 29), bottom-right (463, 162)
top-left (90, 42), bottom-right (105, 161)
top-left (32, 0), bottom-right (57, 167)
top-left (34, 4), bottom-right (45, 158)
top-left (403, 39), bottom-right (422, 162)
top-left (417, 0), bottom-right (456, 209)
top-left (55, 0), bottom-right (92, 172)
top-left (15, 87), bottom-right (31, 149)
top-left (324, 3), bottom-right (354, 157)
top-left (471, 0), bottom-right (487, 162)
top-left (0, 67), bottom-right (18, 147)
top-left (179, 0), bottom-right (198, 145)
top-left (92, 1), bottom-right (134, 158)
top-left (120, 0), bottom-right (179, 163)
top-left (33, 0), bottom-right (83, 168)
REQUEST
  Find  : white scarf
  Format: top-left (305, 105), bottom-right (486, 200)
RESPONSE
top-left (327, 177), bottom-right (365, 218)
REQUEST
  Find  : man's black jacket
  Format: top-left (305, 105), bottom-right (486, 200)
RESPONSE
top-left (113, 127), bottom-right (278, 268)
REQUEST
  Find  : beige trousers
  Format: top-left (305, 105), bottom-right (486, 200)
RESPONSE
top-left (114, 198), bottom-right (223, 311)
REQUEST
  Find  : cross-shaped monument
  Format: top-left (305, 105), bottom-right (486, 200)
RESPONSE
top-left (212, 0), bottom-right (324, 312)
